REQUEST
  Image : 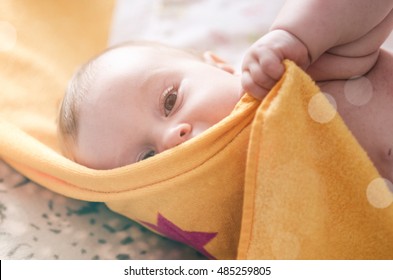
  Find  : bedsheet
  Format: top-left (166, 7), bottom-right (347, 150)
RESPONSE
top-left (0, 162), bottom-right (200, 260)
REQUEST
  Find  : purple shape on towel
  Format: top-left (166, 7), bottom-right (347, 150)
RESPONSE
top-left (141, 213), bottom-right (217, 259)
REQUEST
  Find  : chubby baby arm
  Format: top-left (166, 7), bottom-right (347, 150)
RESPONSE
top-left (241, 29), bottom-right (310, 100)
top-left (242, 0), bottom-right (393, 100)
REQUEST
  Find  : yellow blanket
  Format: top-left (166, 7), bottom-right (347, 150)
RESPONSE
top-left (1, 0), bottom-right (393, 260)
top-left (238, 60), bottom-right (393, 259)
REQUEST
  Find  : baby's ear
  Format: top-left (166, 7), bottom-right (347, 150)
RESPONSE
top-left (203, 51), bottom-right (235, 74)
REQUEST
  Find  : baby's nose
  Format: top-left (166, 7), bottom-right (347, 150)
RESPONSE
top-left (162, 123), bottom-right (192, 150)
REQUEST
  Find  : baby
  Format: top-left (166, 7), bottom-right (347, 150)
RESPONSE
top-left (58, 42), bottom-right (243, 169)
top-left (58, 0), bottom-right (393, 183)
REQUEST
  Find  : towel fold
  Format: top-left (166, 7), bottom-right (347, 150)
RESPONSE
top-left (1, 0), bottom-right (392, 260)
top-left (238, 60), bottom-right (393, 259)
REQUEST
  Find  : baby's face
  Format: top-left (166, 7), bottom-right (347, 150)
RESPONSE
top-left (75, 45), bottom-right (242, 169)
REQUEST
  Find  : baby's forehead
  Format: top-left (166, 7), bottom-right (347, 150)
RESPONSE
top-left (85, 43), bottom-right (204, 104)
top-left (85, 45), bottom-right (179, 101)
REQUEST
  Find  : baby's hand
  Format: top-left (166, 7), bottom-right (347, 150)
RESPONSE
top-left (241, 29), bottom-right (311, 100)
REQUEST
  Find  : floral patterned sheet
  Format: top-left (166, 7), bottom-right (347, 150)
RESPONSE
top-left (109, 0), bottom-right (393, 75)
top-left (0, 162), bottom-right (203, 260)
top-left (1, 0), bottom-right (392, 260)
top-left (109, 0), bottom-right (285, 69)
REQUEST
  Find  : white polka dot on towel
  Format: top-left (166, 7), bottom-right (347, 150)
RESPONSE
top-left (0, 21), bottom-right (17, 51)
top-left (344, 76), bottom-right (373, 106)
top-left (308, 92), bottom-right (337, 124)
top-left (366, 177), bottom-right (393, 209)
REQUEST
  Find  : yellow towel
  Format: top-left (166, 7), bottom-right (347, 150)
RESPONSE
top-left (0, 0), bottom-right (114, 150)
top-left (238, 60), bottom-right (393, 259)
top-left (1, 0), bottom-right (393, 260)
top-left (1, 0), bottom-right (255, 259)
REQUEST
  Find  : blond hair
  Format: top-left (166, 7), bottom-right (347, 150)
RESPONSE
top-left (57, 58), bottom-right (97, 159)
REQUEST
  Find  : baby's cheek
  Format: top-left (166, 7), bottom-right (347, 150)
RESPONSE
top-left (187, 125), bottom-right (205, 141)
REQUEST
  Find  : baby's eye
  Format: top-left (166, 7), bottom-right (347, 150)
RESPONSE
top-left (139, 150), bottom-right (156, 161)
top-left (161, 86), bottom-right (178, 117)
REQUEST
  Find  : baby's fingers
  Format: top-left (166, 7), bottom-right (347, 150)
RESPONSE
top-left (241, 69), bottom-right (272, 100)
top-left (257, 48), bottom-right (285, 81)
top-left (241, 47), bottom-right (285, 100)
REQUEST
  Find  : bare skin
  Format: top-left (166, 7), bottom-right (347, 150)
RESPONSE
top-left (318, 49), bottom-right (393, 183)
top-left (241, 0), bottom-right (393, 183)
top-left (242, 0), bottom-right (393, 98)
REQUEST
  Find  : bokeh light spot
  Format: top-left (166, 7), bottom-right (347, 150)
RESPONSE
top-left (366, 177), bottom-right (393, 209)
top-left (308, 92), bottom-right (337, 124)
